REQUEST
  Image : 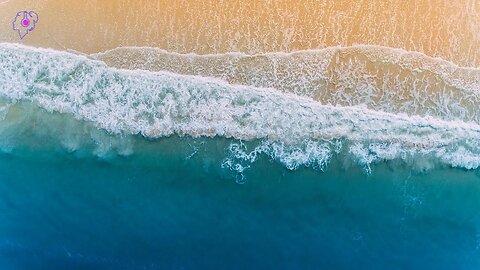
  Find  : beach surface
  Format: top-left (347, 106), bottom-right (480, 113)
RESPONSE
top-left (0, 0), bottom-right (479, 67)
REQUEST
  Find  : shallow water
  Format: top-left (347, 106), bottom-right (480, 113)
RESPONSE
top-left (1, 136), bottom-right (480, 269)
top-left (0, 41), bottom-right (479, 269)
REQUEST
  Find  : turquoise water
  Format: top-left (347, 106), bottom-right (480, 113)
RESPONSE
top-left (1, 43), bottom-right (480, 269)
top-left (1, 135), bottom-right (480, 269)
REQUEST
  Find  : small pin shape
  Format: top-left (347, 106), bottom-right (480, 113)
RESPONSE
top-left (12, 11), bottom-right (39, 40)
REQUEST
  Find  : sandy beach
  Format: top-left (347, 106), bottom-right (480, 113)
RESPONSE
top-left (0, 0), bottom-right (479, 67)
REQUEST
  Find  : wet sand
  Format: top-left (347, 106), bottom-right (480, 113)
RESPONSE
top-left (0, 0), bottom-right (479, 67)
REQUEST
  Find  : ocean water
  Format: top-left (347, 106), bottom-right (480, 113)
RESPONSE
top-left (1, 137), bottom-right (480, 270)
top-left (1, 43), bottom-right (480, 269)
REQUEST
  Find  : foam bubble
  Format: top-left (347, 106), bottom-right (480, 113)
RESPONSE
top-left (93, 45), bottom-right (480, 123)
top-left (1, 43), bottom-right (480, 172)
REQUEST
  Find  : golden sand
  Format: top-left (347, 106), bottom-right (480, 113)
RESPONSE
top-left (0, 0), bottom-right (479, 67)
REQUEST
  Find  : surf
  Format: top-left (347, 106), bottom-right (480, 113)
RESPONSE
top-left (1, 43), bottom-right (480, 173)
top-left (93, 45), bottom-right (480, 123)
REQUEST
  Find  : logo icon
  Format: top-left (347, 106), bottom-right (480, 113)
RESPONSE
top-left (12, 11), bottom-right (39, 40)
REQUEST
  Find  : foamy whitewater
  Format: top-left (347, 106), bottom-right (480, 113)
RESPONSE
top-left (0, 43), bottom-right (479, 174)
top-left (2, 42), bottom-right (480, 269)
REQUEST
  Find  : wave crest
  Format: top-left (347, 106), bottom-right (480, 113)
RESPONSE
top-left (94, 45), bottom-right (480, 123)
top-left (1, 43), bottom-right (480, 172)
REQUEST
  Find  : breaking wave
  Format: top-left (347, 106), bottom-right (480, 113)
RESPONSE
top-left (1, 43), bottom-right (480, 173)
top-left (94, 45), bottom-right (480, 123)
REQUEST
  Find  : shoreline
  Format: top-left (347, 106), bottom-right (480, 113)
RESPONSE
top-left (0, 0), bottom-right (478, 67)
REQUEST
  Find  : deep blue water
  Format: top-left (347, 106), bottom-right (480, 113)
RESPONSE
top-left (0, 137), bottom-right (479, 269)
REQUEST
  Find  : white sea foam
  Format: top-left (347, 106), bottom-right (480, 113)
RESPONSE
top-left (1, 43), bottom-right (480, 172)
top-left (93, 45), bottom-right (480, 123)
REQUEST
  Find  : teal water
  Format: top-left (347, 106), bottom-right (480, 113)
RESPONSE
top-left (1, 135), bottom-right (480, 269)
top-left (1, 43), bottom-right (480, 269)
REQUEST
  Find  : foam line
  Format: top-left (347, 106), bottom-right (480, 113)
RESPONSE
top-left (1, 43), bottom-right (480, 171)
top-left (93, 45), bottom-right (480, 123)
